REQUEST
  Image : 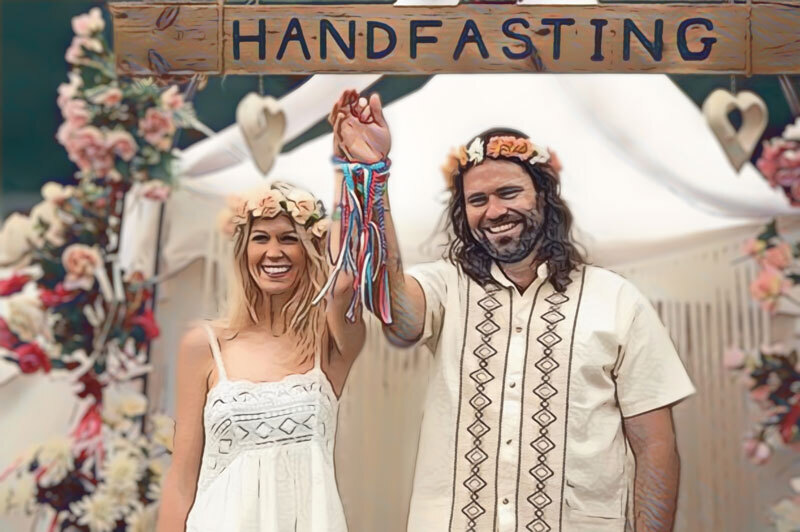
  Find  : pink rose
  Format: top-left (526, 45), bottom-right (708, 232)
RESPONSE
top-left (285, 189), bottom-right (317, 225)
top-left (750, 266), bottom-right (792, 313)
top-left (757, 138), bottom-right (800, 206)
top-left (62, 99), bottom-right (90, 128)
top-left (750, 385), bottom-right (772, 403)
top-left (65, 127), bottom-right (114, 179)
top-left (141, 180), bottom-right (171, 202)
top-left (160, 86), bottom-right (185, 111)
top-left (62, 244), bottom-right (102, 289)
top-left (138, 108), bottom-right (175, 151)
top-left (751, 441), bottom-right (772, 465)
top-left (723, 347), bottom-right (747, 370)
top-left (310, 218), bottom-right (331, 238)
top-left (105, 130), bottom-right (137, 162)
top-left (57, 72), bottom-right (82, 109)
top-left (742, 438), bottom-right (772, 465)
top-left (71, 8), bottom-right (105, 37)
top-left (742, 237), bottom-right (767, 258)
top-left (90, 87), bottom-right (123, 108)
top-left (764, 242), bottom-right (794, 270)
top-left (65, 36), bottom-right (103, 65)
top-left (247, 189), bottom-right (284, 219)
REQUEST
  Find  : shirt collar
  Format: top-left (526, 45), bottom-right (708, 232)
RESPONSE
top-left (490, 260), bottom-right (549, 290)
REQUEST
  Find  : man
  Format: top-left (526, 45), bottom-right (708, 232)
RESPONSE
top-left (330, 91), bottom-right (695, 532)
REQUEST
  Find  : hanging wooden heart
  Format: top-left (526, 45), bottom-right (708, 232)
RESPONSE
top-left (702, 89), bottom-right (768, 172)
top-left (236, 93), bottom-right (286, 175)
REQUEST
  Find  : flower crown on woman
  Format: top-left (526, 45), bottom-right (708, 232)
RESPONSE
top-left (441, 134), bottom-right (554, 189)
top-left (218, 181), bottom-right (330, 238)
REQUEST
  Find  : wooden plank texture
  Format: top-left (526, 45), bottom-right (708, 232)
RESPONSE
top-left (109, 3), bottom-right (800, 75)
top-left (110, 3), bottom-right (221, 75)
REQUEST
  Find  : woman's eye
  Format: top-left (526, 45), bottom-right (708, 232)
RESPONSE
top-left (281, 235), bottom-right (299, 243)
top-left (499, 191), bottom-right (519, 199)
top-left (252, 235), bottom-right (269, 242)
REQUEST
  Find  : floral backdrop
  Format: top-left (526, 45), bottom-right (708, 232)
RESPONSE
top-left (0, 8), bottom-right (206, 531)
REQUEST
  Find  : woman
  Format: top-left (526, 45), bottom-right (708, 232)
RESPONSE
top-left (156, 181), bottom-right (365, 531)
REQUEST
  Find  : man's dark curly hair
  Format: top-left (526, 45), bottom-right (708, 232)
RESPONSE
top-left (445, 127), bottom-right (586, 293)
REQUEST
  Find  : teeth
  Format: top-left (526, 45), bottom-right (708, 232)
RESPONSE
top-left (486, 222), bottom-right (517, 234)
top-left (261, 265), bottom-right (290, 274)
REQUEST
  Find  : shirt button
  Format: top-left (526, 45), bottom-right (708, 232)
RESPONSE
top-left (506, 439), bottom-right (512, 445)
top-left (503, 498), bottom-right (509, 505)
top-left (509, 382), bottom-right (516, 389)
top-left (515, 326), bottom-right (523, 333)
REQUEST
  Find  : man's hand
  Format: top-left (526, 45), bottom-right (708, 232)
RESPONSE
top-left (328, 89), bottom-right (391, 163)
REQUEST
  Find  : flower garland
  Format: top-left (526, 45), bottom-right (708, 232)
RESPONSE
top-left (0, 7), bottom-right (206, 530)
top-left (740, 221), bottom-right (800, 313)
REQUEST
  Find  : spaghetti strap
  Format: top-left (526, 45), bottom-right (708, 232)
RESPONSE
top-left (202, 323), bottom-right (227, 381)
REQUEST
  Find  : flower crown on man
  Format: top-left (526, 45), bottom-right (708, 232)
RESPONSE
top-left (441, 132), bottom-right (562, 189)
top-left (217, 181), bottom-right (330, 238)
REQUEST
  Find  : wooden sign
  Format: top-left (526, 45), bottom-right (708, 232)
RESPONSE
top-left (109, 2), bottom-right (800, 75)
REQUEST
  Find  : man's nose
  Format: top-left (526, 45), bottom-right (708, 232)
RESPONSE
top-left (485, 196), bottom-right (507, 220)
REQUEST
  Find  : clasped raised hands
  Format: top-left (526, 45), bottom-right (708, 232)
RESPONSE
top-left (328, 90), bottom-right (391, 164)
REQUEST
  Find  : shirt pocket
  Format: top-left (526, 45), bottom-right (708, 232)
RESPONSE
top-left (563, 446), bottom-right (628, 519)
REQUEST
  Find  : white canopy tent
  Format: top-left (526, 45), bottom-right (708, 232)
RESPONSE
top-left (124, 73), bottom-right (800, 532)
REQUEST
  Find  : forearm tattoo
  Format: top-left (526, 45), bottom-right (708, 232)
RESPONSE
top-left (627, 419), bottom-right (680, 532)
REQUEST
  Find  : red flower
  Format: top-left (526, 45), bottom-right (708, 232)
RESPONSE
top-left (40, 283), bottom-right (77, 308)
top-left (0, 274), bottom-right (30, 296)
top-left (73, 404), bottom-right (102, 442)
top-left (77, 373), bottom-right (102, 402)
top-left (0, 318), bottom-right (19, 350)
top-left (780, 400), bottom-right (800, 443)
top-left (14, 342), bottom-right (52, 374)
top-left (131, 308), bottom-right (160, 340)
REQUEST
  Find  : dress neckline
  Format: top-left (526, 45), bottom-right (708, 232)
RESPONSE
top-left (205, 365), bottom-right (340, 402)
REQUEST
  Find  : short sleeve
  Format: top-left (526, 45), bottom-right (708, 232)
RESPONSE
top-left (614, 284), bottom-right (696, 418)
top-left (406, 260), bottom-right (453, 353)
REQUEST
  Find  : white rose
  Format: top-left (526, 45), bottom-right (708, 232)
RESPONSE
top-left (103, 388), bottom-right (148, 427)
top-left (5, 293), bottom-right (46, 343)
top-left (466, 137), bottom-right (484, 164)
top-left (37, 436), bottom-right (74, 487)
top-left (102, 453), bottom-right (142, 496)
top-left (0, 213), bottom-right (34, 268)
top-left (126, 503), bottom-right (158, 532)
top-left (8, 473), bottom-right (36, 512)
top-left (150, 414), bottom-right (174, 451)
top-left (30, 199), bottom-right (66, 247)
top-left (71, 489), bottom-right (119, 532)
top-left (783, 117), bottom-right (800, 142)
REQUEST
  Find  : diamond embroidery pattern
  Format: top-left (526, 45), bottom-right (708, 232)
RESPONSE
top-left (526, 291), bottom-right (570, 531)
top-left (461, 290), bottom-right (503, 531)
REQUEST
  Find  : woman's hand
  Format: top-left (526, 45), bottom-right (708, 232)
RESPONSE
top-left (328, 90), bottom-right (391, 164)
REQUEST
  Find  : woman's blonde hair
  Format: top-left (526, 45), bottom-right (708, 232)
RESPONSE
top-left (219, 212), bottom-right (329, 364)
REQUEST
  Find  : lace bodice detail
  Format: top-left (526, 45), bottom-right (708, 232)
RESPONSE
top-left (195, 326), bottom-right (339, 494)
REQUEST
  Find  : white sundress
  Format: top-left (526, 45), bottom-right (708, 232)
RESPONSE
top-left (186, 324), bottom-right (347, 532)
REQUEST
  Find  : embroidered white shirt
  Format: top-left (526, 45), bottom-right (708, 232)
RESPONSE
top-left (405, 260), bottom-right (695, 532)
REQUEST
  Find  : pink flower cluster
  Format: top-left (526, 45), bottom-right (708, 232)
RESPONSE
top-left (138, 108), bottom-right (176, 151)
top-left (756, 122), bottom-right (800, 205)
top-left (750, 266), bottom-right (793, 313)
top-left (57, 125), bottom-right (136, 181)
top-left (742, 237), bottom-right (797, 313)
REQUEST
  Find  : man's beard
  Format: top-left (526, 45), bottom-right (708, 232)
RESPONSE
top-left (473, 210), bottom-right (542, 263)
